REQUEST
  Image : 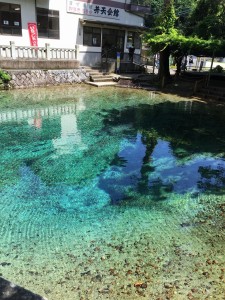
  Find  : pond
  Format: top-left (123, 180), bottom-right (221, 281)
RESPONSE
top-left (0, 86), bottom-right (224, 300)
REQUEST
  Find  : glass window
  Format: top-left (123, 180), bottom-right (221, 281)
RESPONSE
top-left (102, 28), bottom-right (125, 59)
top-left (37, 8), bottom-right (59, 39)
top-left (127, 31), bottom-right (141, 49)
top-left (0, 2), bottom-right (22, 35)
top-left (83, 26), bottom-right (101, 46)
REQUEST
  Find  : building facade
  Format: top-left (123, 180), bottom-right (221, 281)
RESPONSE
top-left (0, 0), bottom-right (149, 66)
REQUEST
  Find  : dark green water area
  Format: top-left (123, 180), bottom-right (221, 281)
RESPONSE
top-left (0, 86), bottom-right (224, 299)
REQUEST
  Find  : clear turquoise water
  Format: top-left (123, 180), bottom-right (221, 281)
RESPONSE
top-left (0, 87), bottom-right (224, 299)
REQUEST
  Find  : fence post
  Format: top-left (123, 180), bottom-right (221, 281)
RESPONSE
top-left (75, 45), bottom-right (79, 60)
top-left (45, 43), bottom-right (51, 59)
top-left (10, 41), bottom-right (16, 59)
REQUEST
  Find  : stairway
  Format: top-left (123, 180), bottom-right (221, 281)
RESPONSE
top-left (194, 86), bottom-right (225, 102)
top-left (83, 67), bottom-right (118, 87)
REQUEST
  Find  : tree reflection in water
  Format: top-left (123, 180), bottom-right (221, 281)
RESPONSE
top-left (99, 101), bottom-right (225, 204)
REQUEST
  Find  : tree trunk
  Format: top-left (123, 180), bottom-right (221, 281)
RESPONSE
top-left (175, 55), bottom-right (183, 77)
top-left (158, 46), bottom-right (170, 86)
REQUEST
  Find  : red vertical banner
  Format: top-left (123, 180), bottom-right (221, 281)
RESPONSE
top-left (28, 23), bottom-right (38, 46)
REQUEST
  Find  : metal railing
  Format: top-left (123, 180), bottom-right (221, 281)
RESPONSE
top-left (0, 41), bottom-right (79, 60)
top-left (101, 47), bottom-right (118, 64)
top-left (133, 54), bottom-right (152, 69)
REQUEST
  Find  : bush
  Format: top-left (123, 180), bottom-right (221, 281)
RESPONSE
top-left (0, 69), bottom-right (11, 83)
top-left (212, 65), bottom-right (223, 73)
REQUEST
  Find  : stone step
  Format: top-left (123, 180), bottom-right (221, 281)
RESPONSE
top-left (91, 77), bottom-right (114, 82)
top-left (88, 70), bottom-right (102, 74)
top-left (82, 66), bottom-right (102, 73)
top-left (82, 65), bottom-right (115, 83)
top-left (90, 75), bottom-right (111, 79)
top-left (85, 81), bottom-right (118, 87)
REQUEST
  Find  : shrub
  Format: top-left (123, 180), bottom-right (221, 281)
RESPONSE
top-left (212, 65), bottom-right (223, 73)
top-left (0, 69), bottom-right (11, 83)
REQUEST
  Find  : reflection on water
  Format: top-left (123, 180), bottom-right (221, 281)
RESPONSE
top-left (97, 101), bottom-right (225, 203)
top-left (52, 114), bottom-right (87, 157)
top-left (99, 135), bottom-right (225, 204)
top-left (0, 98), bottom-right (225, 199)
top-left (0, 89), bottom-right (225, 300)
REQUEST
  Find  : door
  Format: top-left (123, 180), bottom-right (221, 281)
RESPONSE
top-left (102, 28), bottom-right (125, 60)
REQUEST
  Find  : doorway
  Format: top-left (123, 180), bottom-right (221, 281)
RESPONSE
top-left (102, 28), bottom-right (125, 60)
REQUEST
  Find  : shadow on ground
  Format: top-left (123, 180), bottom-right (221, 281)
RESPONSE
top-left (0, 277), bottom-right (46, 300)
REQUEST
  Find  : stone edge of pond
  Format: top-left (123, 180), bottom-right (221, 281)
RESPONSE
top-left (0, 277), bottom-right (47, 300)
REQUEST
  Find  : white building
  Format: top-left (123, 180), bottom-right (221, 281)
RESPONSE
top-left (0, 0), bottom-right (149, 66)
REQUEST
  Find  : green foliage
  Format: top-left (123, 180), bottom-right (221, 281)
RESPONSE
top-left (142, 0), bottom-right (225, 81)
top-left (188, 0), bottom-right (225, 39)
top-left (144, 0), bottom-right (225, 56)
top-left (0, 69), bottom-right (11, 83)
top-left (212, 65), bottom-right (224, 73)
top-left (155, 0), bottom-right (177, 34)
top-left (144, 28), bottom-right (225, 57)
top-left (143, 0), bottom-right (178, 53)
top-left (144, 0), bottom-right (196, 29)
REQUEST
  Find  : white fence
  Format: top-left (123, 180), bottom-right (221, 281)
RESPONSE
top-left (0, 41), bottom-right (79, 60)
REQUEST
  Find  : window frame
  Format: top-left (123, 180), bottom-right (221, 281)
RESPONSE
top-left (83, 26), bottom-right (101, 47)
top-left (0, 2), bottom-right (22, 36)
top-left (36, 7), bottom-right (60, 39)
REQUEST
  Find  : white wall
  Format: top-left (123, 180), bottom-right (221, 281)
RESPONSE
top-left (1, 0), bottom-right (144, 48)
top-left (0, 0), bottom-right (35, 46)
top-left (0, 0), bottom-right (78, 47)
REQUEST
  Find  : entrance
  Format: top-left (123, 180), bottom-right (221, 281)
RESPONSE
top-left (102, 28), bottom-right (125, 60)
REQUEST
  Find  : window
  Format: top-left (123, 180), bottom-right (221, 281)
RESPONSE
top-left (37, 8), bottom-right (59, 39)
top-left (0, 2), bottom-right (22, 35)
top-left (83, 26), bottom-right (101, 46)
top-left (127, 31), bottom-right (141, 49)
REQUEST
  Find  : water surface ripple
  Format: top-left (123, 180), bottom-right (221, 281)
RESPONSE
top-left (0, 87), bottom-right (224, 299)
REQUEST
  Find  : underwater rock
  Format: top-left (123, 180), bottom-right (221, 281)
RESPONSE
top-left (0, 262), bottom-right (11, 267)
top-left (134, 282), bottom-right (147, 288)
top-left (180, 222), bottom-right (191, 227)
top-left (98, 287), bottom-right (110, 294)
top-left (91, 274), bottom-right (102, 282)
top-left (80, 270), bottom-right (91, 276)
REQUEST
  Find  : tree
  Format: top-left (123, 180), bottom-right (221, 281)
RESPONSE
top-left (144, 0), bottom-right (196, 29)
top-left (187, 0), bottom-right (225, 39)
top-left (143, 0), bottom-right (225, 82)
top-left (144, 0), bottom-right (177, 83)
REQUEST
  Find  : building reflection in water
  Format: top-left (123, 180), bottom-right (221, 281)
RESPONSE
top-left (52, 113), bottom-right (87, 156)
top-left (0, 98), bottom-right (87, 156)
top-left (52, 99), bottom-right (87, 156)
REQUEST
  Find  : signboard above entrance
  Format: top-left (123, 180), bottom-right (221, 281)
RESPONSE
top-left (67, 0), bottom-right (121, 20)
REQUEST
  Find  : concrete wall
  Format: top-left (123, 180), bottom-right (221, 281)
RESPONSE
top-left (0, 59), bottom-right (80, 70)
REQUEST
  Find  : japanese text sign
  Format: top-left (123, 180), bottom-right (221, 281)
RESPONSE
top-left (28, 23), bottom-right (38, 47)
top-left (67, 0), bottom-right (120, 19)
